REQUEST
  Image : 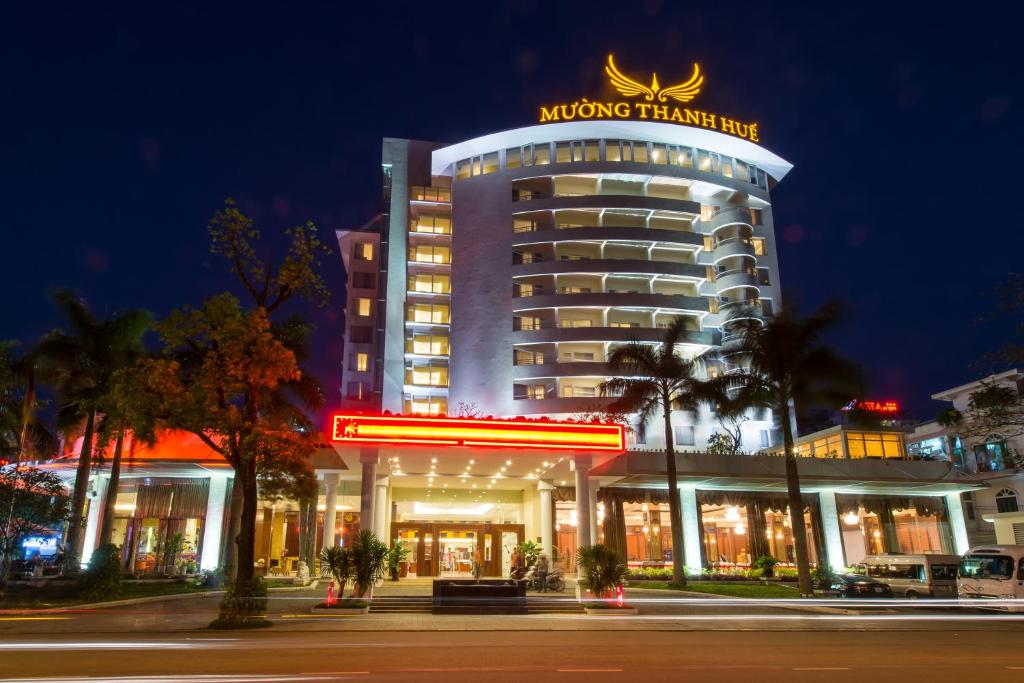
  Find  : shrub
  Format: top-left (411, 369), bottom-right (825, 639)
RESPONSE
top-left (577, 544), bottom-right (627, 600)
top-left (753, 555), bottom-right (778, 578)
top-left (76, 544), bottom-right (122, 602)
top-left (387, 541), bottom-right (410, 581)
top-left (350, 531), bottom-right (388, 598)
top-left (319, 546), bottom-right (354, 595)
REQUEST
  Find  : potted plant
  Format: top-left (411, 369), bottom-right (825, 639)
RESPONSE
top-left (387, 540), bottom-right (410, 581)
top-left (313, 545), bottom-right (367, 614)
top-left (576, 544), bottom-right (637, 615)
top-left (351, 530), bottom-right (389, 600)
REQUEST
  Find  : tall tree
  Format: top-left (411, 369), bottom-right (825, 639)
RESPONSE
top-left (724, 301), bottom-right (858, 596)
top-left (600, 316), bottom-right (718, 587)
top-left (206, 199), bottom-right (330, 580)
top-left (94, 363), bottom-right (163, 547)
top-left (142, 293), bottom-right (320, 625)
top-left (0, 343), bottom-right (57, 465)
top-left (33, 292), bottom-right (150, 568)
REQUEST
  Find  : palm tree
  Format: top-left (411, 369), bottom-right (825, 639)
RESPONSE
top-left (95, 363), bottom-right (161, 547)
top-left (724, 300), bottom-right (859, 596)
top-left (34, 291), bottom-right (150, 567)
top-left (600, 316), bottom-right (718, 587)
top-left (0, 343), bottom-right (58, 464)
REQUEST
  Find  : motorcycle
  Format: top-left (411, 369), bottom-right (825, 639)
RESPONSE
top-left (523, 564), bottom-right (565, 592)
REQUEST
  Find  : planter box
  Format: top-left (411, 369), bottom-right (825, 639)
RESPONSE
top-left (584, 605), bottom-right (639, 616)
top-left (310, 605), bottom-right (370, 615)
top-left (432, 579), bottom-right (527, 614)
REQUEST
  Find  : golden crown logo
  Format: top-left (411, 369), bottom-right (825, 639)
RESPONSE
top-left (605, 54), bottom-right (703, 104)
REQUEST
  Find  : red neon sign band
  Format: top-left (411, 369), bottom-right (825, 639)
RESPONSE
top-left (329, 414), bottom-right (625, 453)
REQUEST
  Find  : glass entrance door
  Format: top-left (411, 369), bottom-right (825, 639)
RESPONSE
top-left (439, 530), bottom-right (477, 576)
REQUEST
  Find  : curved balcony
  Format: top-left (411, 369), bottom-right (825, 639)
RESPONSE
top-left (712, 238), bottom-right (756, 262)
top-left (714, 269), bottom-right (759, 294)
top-left (706, 205), bottom-right (756, 232)
top-left (512, 226), bottom-right (703, 249)
top-left (511, 395), bottom-right (619, 416)
top-left (512, 292), bottom-right (710, 313)
top-left (512, 361), bottom-right (611, 379)
top-left (514, 258), bottom-right (706, 280)
top-left (512, 326), bottom-right (718, 346)
top-left (519, 193), bottom-right (701, 216)
top-left (718, 300), bottom-right (765, 324)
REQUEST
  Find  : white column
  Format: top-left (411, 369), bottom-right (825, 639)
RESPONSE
top-left (359, 449), bottom-right (379, 537)
top-left (80, 475), bottom-right (108, 567)
top-left (817, 490), bottom-right (847, 572)
top-left (374, 476), bottom-right (390, 541)
top-left (679, 485), bottom-right (702, 573)
top-left (588, 483), bottom-right (599, 546)
top-left (200, 475), bottom-right (229, 570)
top-left (572, 456), bottom-right (593, 552)
top-left (322, 473), bottom-right (339, 549)
top-left (537, 480), bottom-right (554, 557)
top-left (946, 492), bottom-right (971, 555)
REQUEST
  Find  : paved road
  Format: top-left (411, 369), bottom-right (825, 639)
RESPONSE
top-left (2, 629), bottom-right (1024, 682)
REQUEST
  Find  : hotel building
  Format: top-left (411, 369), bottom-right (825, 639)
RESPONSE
top-left (44, 66), bottom-right (984, 580)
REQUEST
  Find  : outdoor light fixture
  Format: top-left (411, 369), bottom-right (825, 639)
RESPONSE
top-left (843, 512), bottom-right (860, 526)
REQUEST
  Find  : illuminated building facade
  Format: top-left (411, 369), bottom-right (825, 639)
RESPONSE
top-left (41, 59), bottom-right (981, 580)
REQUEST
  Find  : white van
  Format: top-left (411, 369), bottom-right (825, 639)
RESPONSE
top-left (958, 545), bottom-right (1024, 611)
top-left (853, 554), bottom-right (960, 598)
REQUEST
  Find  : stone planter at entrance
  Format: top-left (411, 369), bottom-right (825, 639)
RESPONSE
top-left (310, 600), bottom-right (370, 615)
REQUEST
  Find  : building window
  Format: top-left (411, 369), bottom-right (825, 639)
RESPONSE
top-left (410, 273), bottom-right (450, 294)
top-left (407, 303), bottom-right (449, 324)
top-left (555, 142), bottom-right (571, 163)
top-left (354, 352), bottom-right (369, 372)
top-left (532, 143), bottom-right (551, 166)
top-left (349, 326), bottom-right (372, 344)
top-left (351, 272), bottom-right (376, 289)
top-left (674, 426), bottom-right (695, 447)
top-left (346, 382), bottom-right (367, 400)
top-left (505, 147), bottom-right (521, 169)
top-left (456, 159), bottom-right (471, 180)
top-left (355, 297), bottom-right (372, 317)
top-left (407, 333), bottom-right (449, 356)
top-left (482, 152), bottom-right (499, 174)
top-left (996, 488), bottom-right (1020, 513)
top-left (760, 430), bottom-right (771, 448)
top-left (846, 432), bottom-right (904, 459)
top-left (355, 243), bottom-right (374, 261)
top-left (963, 492), bottom-right (976, 521)
top-left (412, 214), bottom-right (451, 234)
top-left (631, 141), bottom-right (649, 163)
top-left (412, 244), bottom-right (450, 264)
top-left (405, 395), bottom-right (447, 416)
top-left (752, 238), bottom-right (766, 256)
top-left (634, 421), bottom-right (647, 445)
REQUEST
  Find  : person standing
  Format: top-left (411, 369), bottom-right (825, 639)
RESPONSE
top-left (537, 553), bottom-right (550, 593)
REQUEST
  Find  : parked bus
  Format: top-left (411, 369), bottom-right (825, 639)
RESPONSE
top-left (852, 554), bottom-right (960, 598)
top-left (958, 545), bottom-right (1024, 611)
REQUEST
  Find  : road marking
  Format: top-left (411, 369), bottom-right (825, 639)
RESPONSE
top-left (557, 669), bottom-right (624, 673)
top-left (0, 616), bottom-right (71, 621)
top-left (301, 672), bottom-right (369, 676)
top-left (793, 668), bottom-right (850, 671)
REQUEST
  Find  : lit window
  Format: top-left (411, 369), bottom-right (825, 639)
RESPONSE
top-left (556, 142), bottom-right (571, 163)
top-left (355, 352), bottom-right (369, 372)
top-left (356, 297), bottom-right (371, 317)
top-left (355, 243), bottom-right (374, 261)
top-left (505, 148), bottom-right (521, 169)
top-left (674, 426), bottom-right (696, 446)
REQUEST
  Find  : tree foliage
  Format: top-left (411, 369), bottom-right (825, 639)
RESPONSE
top-left (0, 466), bottom-right (71, 581)
top-left (721, 300), bottom-right (859, 597)
top-left (576, 544), bottom-right (628, 600)
top-left (937, 382), bottom-right (1024, 466)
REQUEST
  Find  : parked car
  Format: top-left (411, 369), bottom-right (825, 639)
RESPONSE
top-left (852, 554), bottom-right (960, 598)
top-left (829, 573), bottom-right (893, 598)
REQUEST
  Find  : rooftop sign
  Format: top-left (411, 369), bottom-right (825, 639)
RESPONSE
top-left (329, 414), bottom-right (626, 452)
top-left (842, 399), bottom-right (901, 414)
top-left (538, 54), bottom-right (760, 142)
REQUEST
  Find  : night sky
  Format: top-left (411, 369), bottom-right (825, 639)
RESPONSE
top-left (2, 2), bottom-right (1020, 423)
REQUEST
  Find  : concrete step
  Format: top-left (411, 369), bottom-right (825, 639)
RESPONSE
top-left (527, 598), bottom-right (585, 614)
top-left (368, 596), bottom-right (433, 613)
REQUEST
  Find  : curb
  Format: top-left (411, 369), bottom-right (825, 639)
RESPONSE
top-left (631, 587), bottom-right (856, 615)
top-left (5, 580), bottom-right (321, 614)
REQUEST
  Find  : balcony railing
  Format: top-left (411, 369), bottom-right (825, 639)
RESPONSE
top-left (411, 186), bottom-right (451, 202)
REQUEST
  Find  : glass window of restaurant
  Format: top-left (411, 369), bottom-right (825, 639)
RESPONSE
top-left (119, 478), bottom-right (209, 575)
top-left (837, 496), bottom-right (953, 566)
top-left (622, 502), bottom-right (674, 567)
top-left (700, 495), bottom-right (818, 569)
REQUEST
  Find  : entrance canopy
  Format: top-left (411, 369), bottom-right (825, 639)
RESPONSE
top-left (329, 414), bottom-right (625, 452)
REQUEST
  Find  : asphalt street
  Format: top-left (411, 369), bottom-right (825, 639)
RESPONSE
top-left (3, 592), bottom-right (1024, 682)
